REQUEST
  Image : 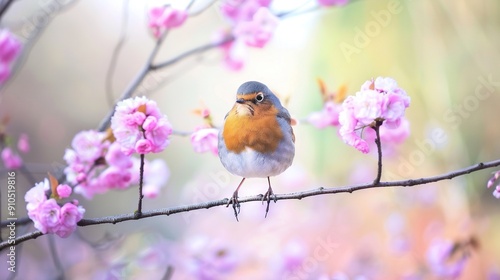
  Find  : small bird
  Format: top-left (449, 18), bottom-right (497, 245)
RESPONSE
top-left (218, 81), bottom-right (295, 220)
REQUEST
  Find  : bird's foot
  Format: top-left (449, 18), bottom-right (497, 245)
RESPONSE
top-left (262, 187), bottom-right (277, 218)
top-left (226, 191), bottom-right (241, 221)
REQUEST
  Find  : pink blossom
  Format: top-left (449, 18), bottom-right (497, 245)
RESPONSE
top-left (380, 117), bottom-right (410, 144)
top-left (220, 0), bottom-right (272, 23)
top-left (105, 142), bottom-right (133, 169)
top-left (135, 139), bottom-right (153, 154)
top-left (184, 236), bottom-right (238, 279)
top-left (278, 240), bottom-right (308, 272)
top-left (426, 239), bottom-right (468, 278)
top-left (143, 159), bottom-right (170, 198)
top-left (149, 6), bottom-right (188, 38)
top-left (33, 199), bottom-right (61, 234)
top-left (307, 101), bottom-right (342, 129)
top-left (318, 0), bottom-right (349, 6)
top-left (1, 147), bottom-right (22, 169)
top-left (233, 7), bottom-right (279, 48)
top-left (25, 179), bottom-right (49, 212)
top-left (0, 29), bottom-right (22, 63)
top-left (338, 77), bottom-right (410, 153)
top-left (493, 185), bottom-right (500, 199)
top-left (222, 39), bottom-right (246, 71)
top-left (191, 127), bottom-right (219, 155)
top-left (71, 130), bottom-right (108, 162)
top-left (64, 130), bottom-right (108, 188)
top-left (57, 202), bottom-right (85, 238)
top-left (111, 96), bottom-right (172, 156)
top-left (56, 184), bottom-right (72, 198)
top-left (17, 133), bottom-right (30, 153)
top-left (65, 130), bottom-right (137, 199)
top-left (99, 166), bottom-right (132, 189)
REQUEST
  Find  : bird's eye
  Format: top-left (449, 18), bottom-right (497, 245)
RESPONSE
top-left (255, 93), bottom-right (264, 103)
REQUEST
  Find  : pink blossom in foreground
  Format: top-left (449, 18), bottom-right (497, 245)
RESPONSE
top-left (149, 6), bottom-right (188, 38)
top-left (233, 7), bottom-right (279, 48)
top-left (191, 127), bottom-right (219, 155)
top-left (25, 180), bottom-right (85, 238)
top-left (1, 147), bottom-right (22, 169)
top-left (426, 239), bottom-right (468, 278)
top-left (318, 0), bottom-right (349, 7)
top-left (17, 133), bottom-right (30, 153)
top-left (338, 77), bottom-right (410, 153)
top-left (111, 96), bottom-right (172, 156)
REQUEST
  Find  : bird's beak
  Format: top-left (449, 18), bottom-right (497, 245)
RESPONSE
top-left (236, 98), bottom-right (245, 104)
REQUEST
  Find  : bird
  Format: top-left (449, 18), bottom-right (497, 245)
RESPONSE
top-left (218, 81), bottom-right (295, 220)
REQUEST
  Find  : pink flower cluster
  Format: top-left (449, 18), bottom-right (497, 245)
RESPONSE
top-left (487, 170), bottom-right (500, 199)
top-left (218, 0), bottom-right (278, 70)
top-left (64, 129), bottom-right (170, 199)
top-left (1, 133), bottom-right (30, 169)
top-left (64, 130), bottom-right (134, 199)
top-left (338, 77), bottom-right (410, 153)
top-left (148, 6), bottom-right (188, 38)
top-left (25, 179), bottom-right (85, 238)
top-left (111, 96), bottom-right (173, 156)
top-left (191, 126), bottom-right (219, 156)
top-left (0, 29), bottom-right (22, 84)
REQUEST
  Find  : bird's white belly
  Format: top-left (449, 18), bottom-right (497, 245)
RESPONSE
top-left (221, 147), bottom-right (292, 178)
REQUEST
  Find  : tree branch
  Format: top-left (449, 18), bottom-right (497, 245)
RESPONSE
top-left (0, 0), bottom-right (15, 19)
top-left (2, 158), bottom-right (499, 251)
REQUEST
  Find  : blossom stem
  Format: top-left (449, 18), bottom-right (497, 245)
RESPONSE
top-left (136, 153), bottom-right (145, 218)
top-left (373, 120), bottom-right (383, 185)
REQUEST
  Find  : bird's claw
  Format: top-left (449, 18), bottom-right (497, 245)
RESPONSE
top-left (262, 189), bottom-right (277, 218)
top-left (226, 193), bottom-right (241, 221)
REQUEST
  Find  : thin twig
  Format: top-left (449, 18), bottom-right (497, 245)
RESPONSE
top-left (372, 120), bottom-right (383, 184)
top-left (0, 0), bottom-right (15, 19)
top-left (3, 158), bottom-right (499, 251)
top-left (105, 0), bottom-right (130, 107)
top-left (136, 153), bottom-right (145, 217)
top-left (1, 216), bottom-right (30, 228)
top-left (97, 29), bottom-right (170, 132)
top-left (150, 36), bottom-right (234, 70)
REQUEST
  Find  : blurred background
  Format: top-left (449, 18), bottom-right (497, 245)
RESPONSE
top-left (0, 0), bottom-right (499, 279)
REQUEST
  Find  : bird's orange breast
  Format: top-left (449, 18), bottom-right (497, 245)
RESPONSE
top-left (223, 104), bottom-right (283, 154)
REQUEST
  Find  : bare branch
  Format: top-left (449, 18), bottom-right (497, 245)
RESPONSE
top-left (2, 158), bottom-right (499, 251)
top-left (105, 0), bottom-right (131, 107)
top-left (0, 0), bottom-right (15, 19)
